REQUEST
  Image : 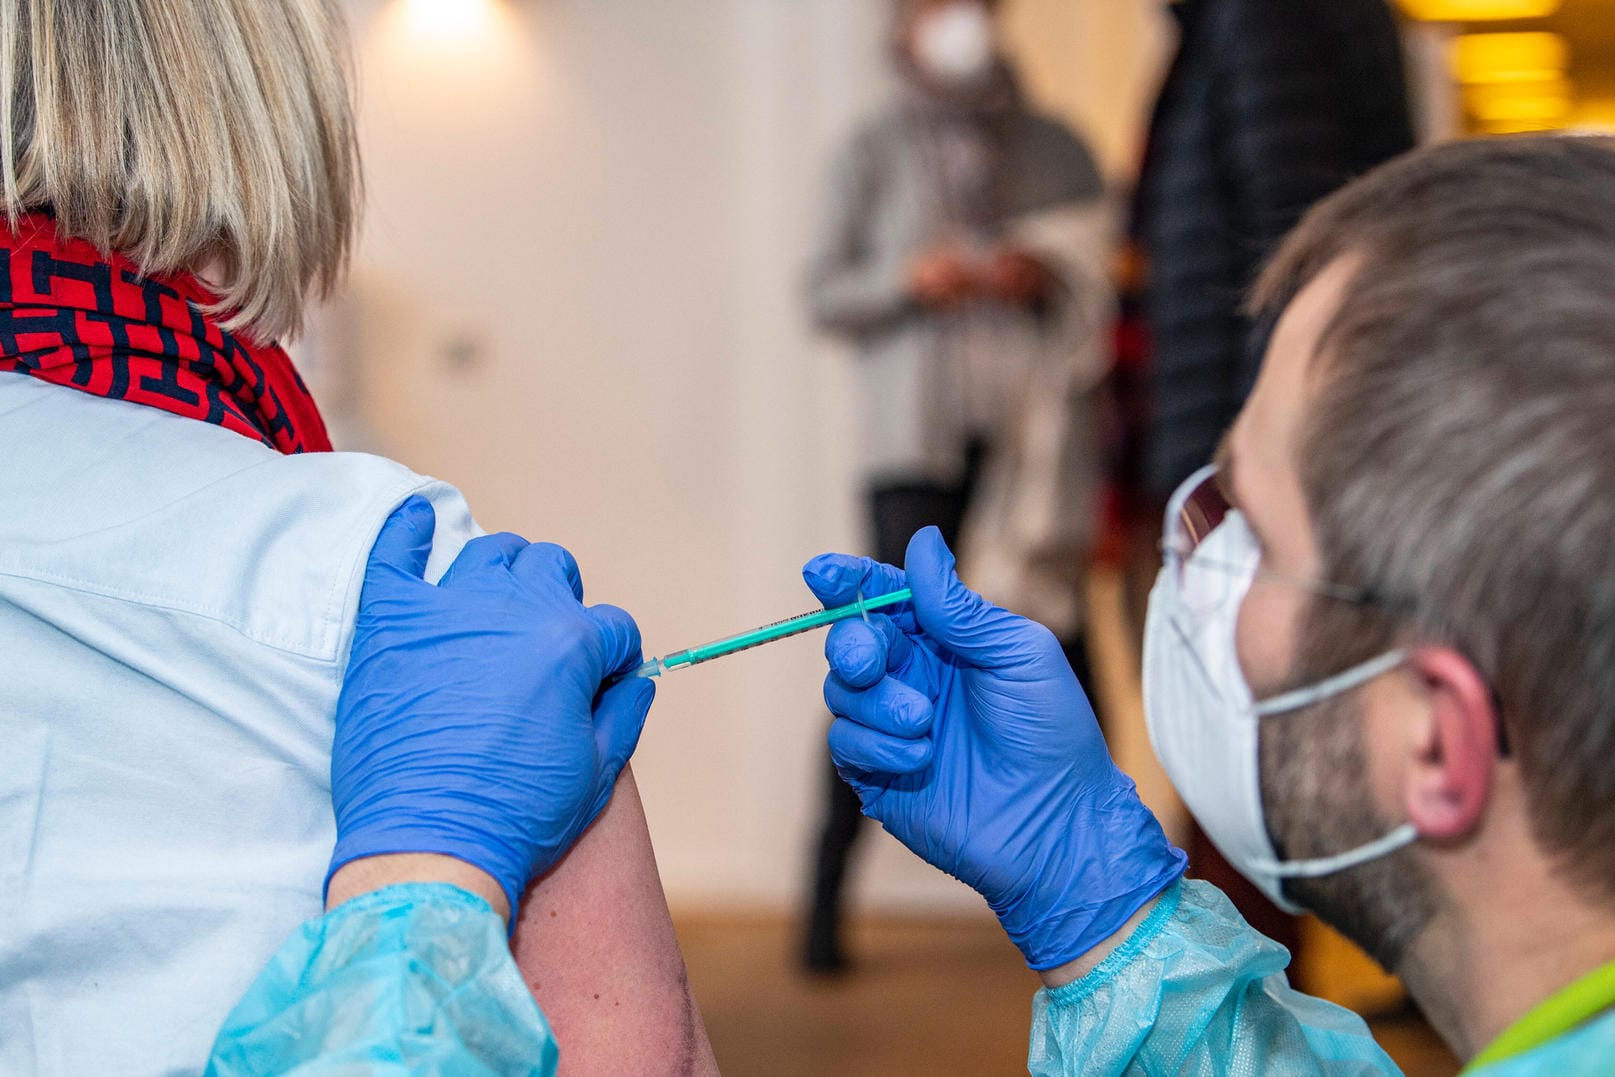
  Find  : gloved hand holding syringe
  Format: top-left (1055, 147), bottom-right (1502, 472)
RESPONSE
top-left (627, 587), bottom-right (914, 679)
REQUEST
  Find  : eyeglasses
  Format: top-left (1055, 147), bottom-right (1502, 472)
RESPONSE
top-left (1161, 464), bottom-right (1372, 608)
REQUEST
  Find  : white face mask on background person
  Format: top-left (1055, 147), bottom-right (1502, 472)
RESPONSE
top-left (911, 2), bottom-right (997, 88)
top-left (1141, 464), bottom-right (1416, 913)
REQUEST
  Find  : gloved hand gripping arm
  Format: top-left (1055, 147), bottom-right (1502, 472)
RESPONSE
top-left (806, 526), bottom-right (1186, 972)
top-left (207, 497), bottom-right (656, 1075)
top-left (325, 495), bottom-right (655, 917)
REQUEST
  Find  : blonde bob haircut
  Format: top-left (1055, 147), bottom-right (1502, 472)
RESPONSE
top-left (0, 0), bottom-right (360, 342)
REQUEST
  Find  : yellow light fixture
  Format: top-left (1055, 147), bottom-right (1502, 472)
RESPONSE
top-left (1465, 81), bottom-right (1573, 122)
top-left (1396, 0), bottom-right (1562, 19)
top-left (1452, 32), bottom-right (1568, 84)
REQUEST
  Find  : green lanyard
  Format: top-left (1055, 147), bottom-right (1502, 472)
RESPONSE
top-left (1465, 957), bottom-right (1615, 1072)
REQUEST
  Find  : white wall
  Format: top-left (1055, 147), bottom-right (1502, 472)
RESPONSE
top-left (337, 0), bottom-right (1168, 913)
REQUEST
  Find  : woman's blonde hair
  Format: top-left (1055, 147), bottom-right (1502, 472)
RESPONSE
top-left (0, 0), bottom-right (360, 342)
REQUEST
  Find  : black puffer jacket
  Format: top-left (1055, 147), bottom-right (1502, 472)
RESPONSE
top-left (1137, 0), bottom-right (1414, 498)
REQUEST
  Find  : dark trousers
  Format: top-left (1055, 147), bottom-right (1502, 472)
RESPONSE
top-left (804, 449), bottom-right (1103, 964)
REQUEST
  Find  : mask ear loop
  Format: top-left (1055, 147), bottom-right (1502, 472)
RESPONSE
top-left (856, 587), bottom-right (872, 625)
top-left (1248, 823), bottom-right (1419, 879)
top-left (1252, 650), bottom-right (1407, 717)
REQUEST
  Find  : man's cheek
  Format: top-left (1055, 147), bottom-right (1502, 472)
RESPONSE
top-left (1237, 581), bottom-right (1305, 699)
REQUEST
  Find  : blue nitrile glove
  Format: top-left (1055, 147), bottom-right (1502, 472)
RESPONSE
top-left (328, 496), bottom-right (655, 917)
top-left (805, 527), bottom-right (1186, 971)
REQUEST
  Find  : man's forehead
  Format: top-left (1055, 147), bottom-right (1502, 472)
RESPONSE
top-left (1229, 258), bottom-right (1360, 493)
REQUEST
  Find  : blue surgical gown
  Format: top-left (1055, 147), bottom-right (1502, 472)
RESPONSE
top-left (205, 884), bottom-right (558, 1076)
top-left (1031, 879), bottom-right (1615, 1076)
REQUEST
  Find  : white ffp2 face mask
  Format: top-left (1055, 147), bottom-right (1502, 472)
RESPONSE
top-left (1141, 467), bottom-right (1415, 913)
top-left (912, 2), bottom-right (996, 87)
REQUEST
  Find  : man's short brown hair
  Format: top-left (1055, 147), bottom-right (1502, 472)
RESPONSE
top-left (1253, 135), bottom-right (1615, 899)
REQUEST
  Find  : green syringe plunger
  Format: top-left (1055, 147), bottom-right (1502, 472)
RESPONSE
top-left (629, 587), bottom-right (914, 679)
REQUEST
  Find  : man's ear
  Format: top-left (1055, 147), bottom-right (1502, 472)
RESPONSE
top-left (1402, 646), bottom-right (1501, 841)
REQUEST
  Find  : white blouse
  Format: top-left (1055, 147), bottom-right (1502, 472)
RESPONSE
top-left (0, 374), bottom-right (478, 1075)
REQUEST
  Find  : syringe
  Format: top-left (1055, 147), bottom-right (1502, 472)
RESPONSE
top-left (628, 587), bottom-right (913, 678)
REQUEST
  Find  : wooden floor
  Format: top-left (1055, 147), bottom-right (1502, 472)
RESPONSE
top-left (674, 912), bottom-right (1462, 1076)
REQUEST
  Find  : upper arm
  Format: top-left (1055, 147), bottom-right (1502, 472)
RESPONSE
top-left (509, 767), bottom-right (718, 1077)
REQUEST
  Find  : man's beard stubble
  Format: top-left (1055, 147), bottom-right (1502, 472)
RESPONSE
top-left (1256, 665), bottom-right (1437, 974)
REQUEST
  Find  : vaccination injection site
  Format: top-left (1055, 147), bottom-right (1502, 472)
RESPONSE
top-left (6, 0), bottom-right (1615, 1073)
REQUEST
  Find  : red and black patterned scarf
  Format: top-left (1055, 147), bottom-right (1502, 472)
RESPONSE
top-left (0, 214), bottom-right (331, 454)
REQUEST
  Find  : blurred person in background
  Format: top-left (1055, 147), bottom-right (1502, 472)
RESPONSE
top-left (1131, 0), bottom-right (1415, 956)
top-left (809, 134), bottom-right (1615, 1074)
top-left (803, 0), bottom-right (1115, 975)
top-left (1139, 0), bottom-right (1413, 498)
top-left (0, 2), bottom-right (713, 1072)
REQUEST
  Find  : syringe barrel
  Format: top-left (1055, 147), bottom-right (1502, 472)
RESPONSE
top-left (641, 587), bottom-right (914, 676)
